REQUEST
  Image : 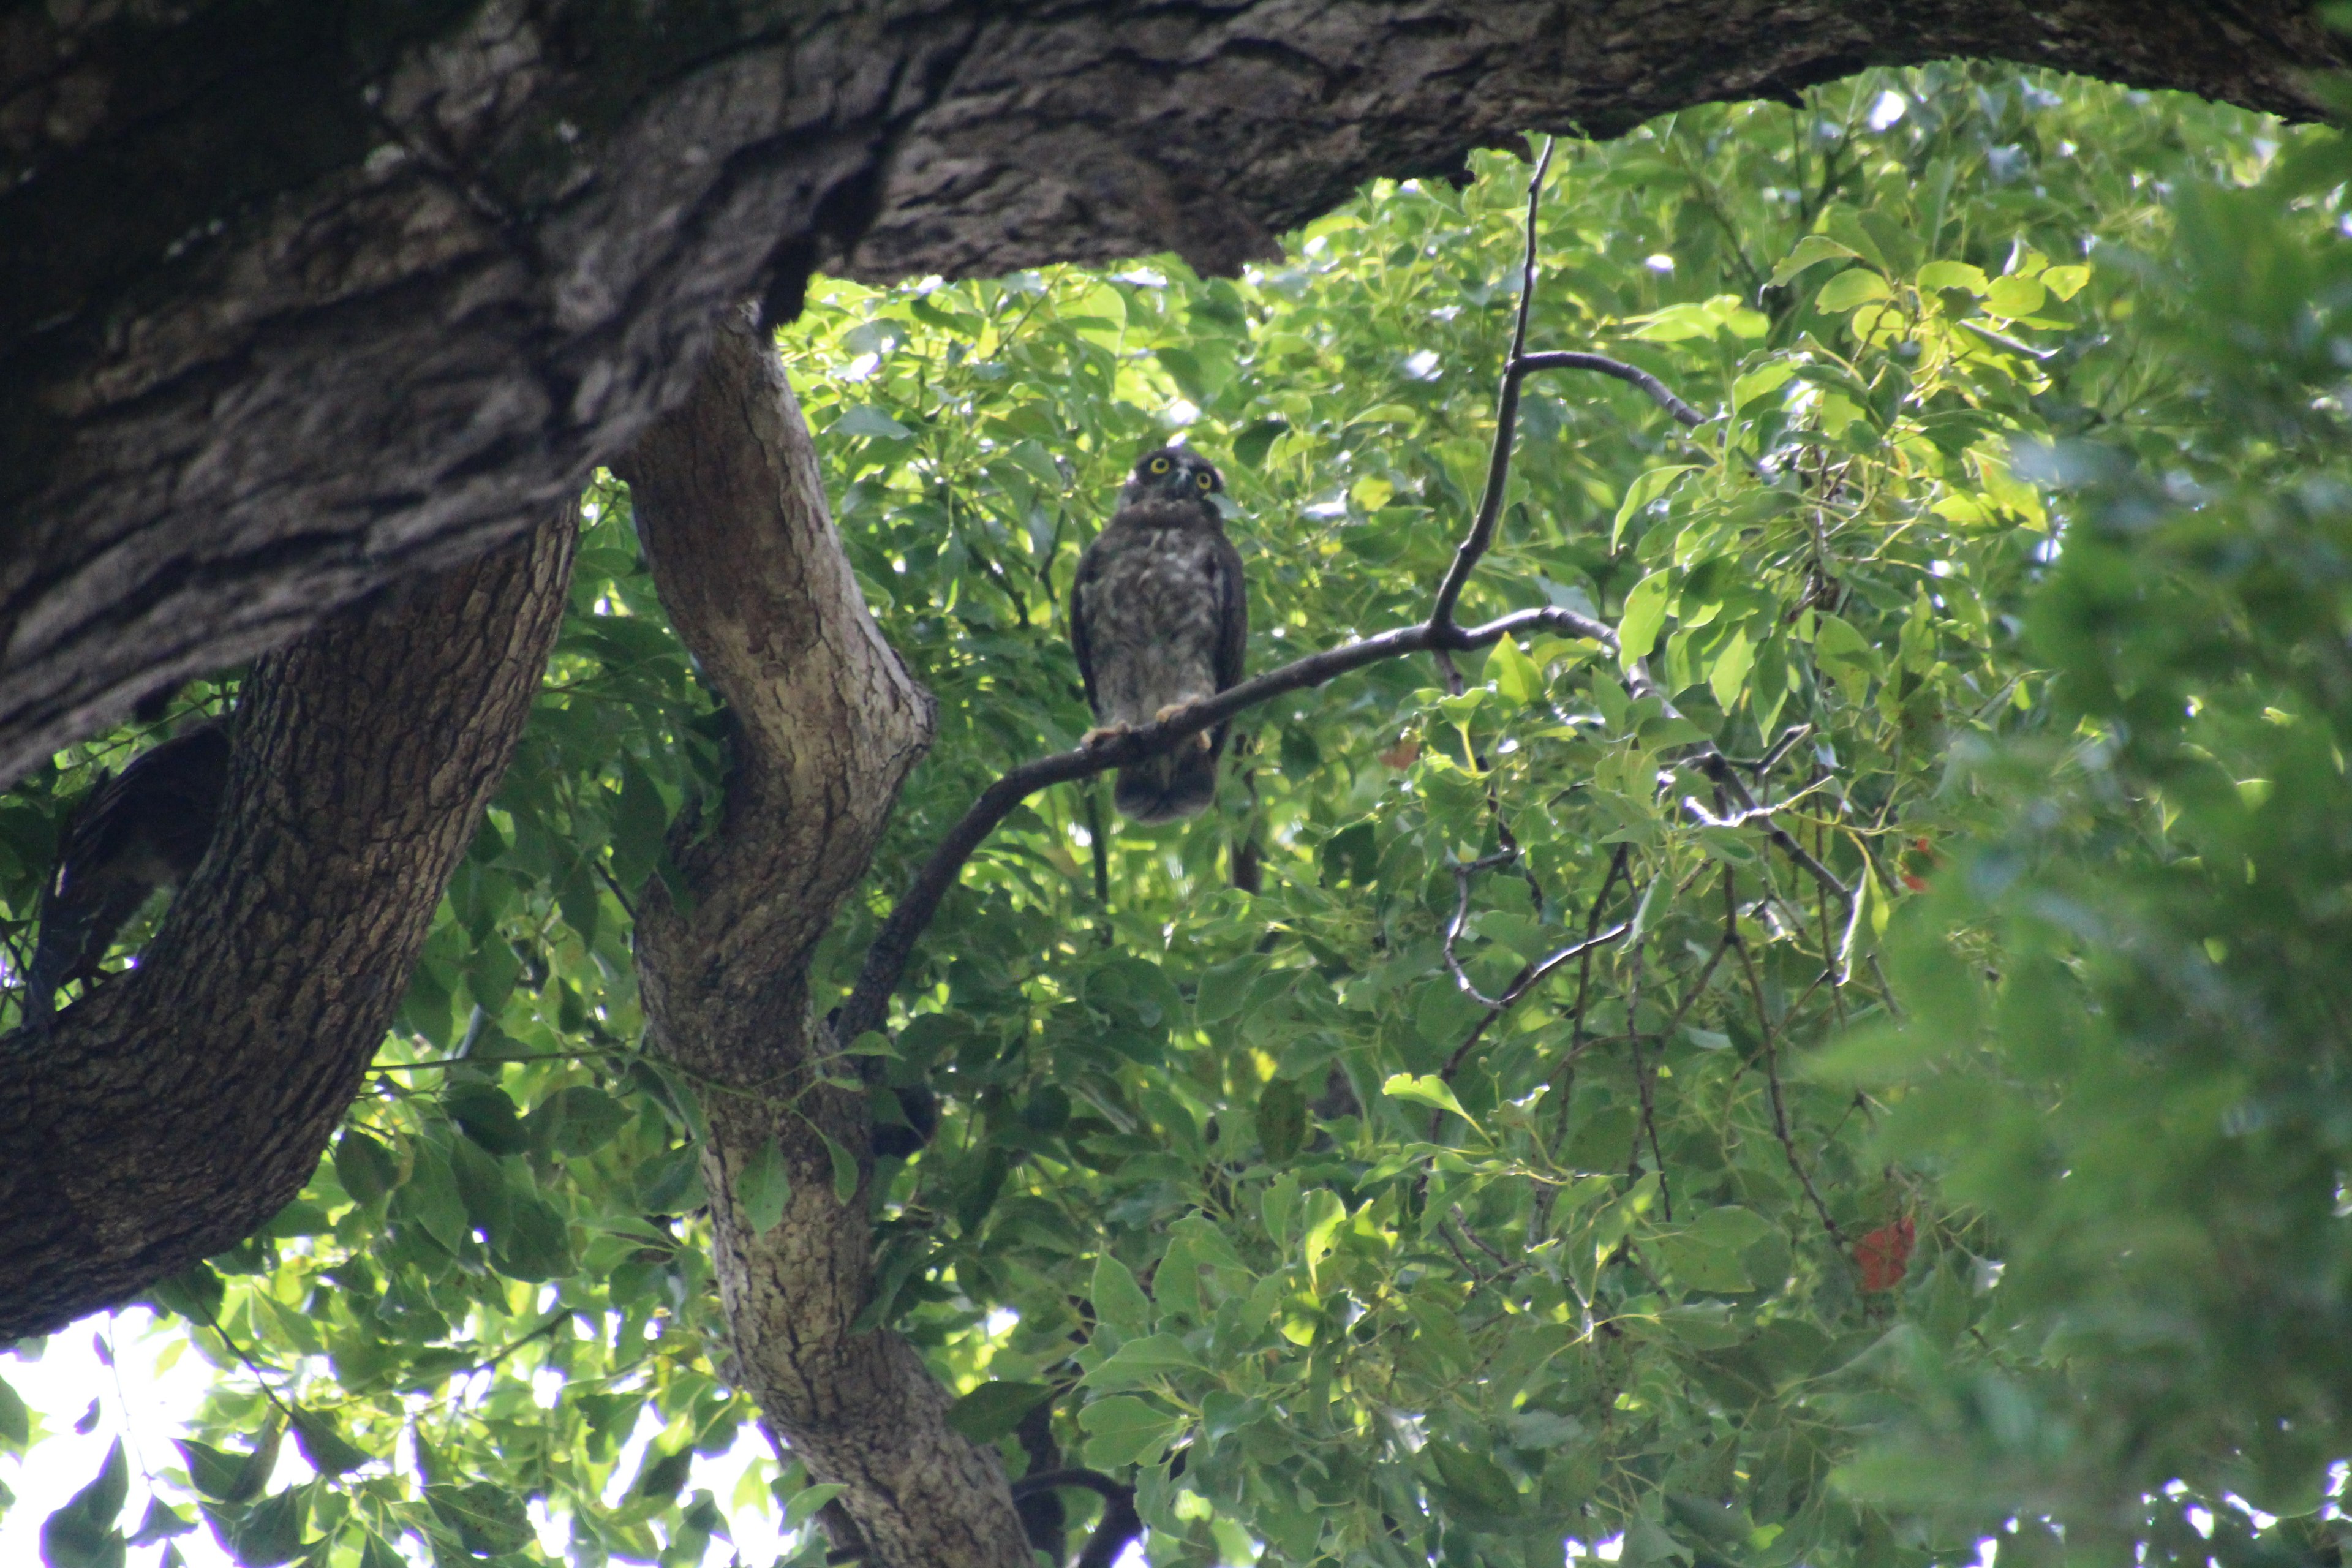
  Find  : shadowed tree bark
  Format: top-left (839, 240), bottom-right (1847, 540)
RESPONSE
top-left (0, 501), bottom-right (576, 1342)
top-left (608, 315), bottom-right (1005, 1567)
top-left (0, 0), bottom-right (2339, 786)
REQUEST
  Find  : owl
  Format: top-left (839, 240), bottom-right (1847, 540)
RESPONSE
top-left (22, 717), bottom-right (231, 1030)
top-left (1071, 447), bottom-right (1248, 822)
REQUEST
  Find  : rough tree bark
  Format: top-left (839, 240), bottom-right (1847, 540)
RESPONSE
top-left (1, 0), bottom-right (2339, 786)
top-left (0, 502), bottom-right (575, 1342)
top-left (609, 315), bottom-right (1001, 1567)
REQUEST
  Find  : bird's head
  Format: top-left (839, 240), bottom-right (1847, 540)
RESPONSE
top-left (1121, 447), bottom-right (1224, 511)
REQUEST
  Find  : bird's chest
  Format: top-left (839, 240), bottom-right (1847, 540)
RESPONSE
top-left (1087, 529), bottom-right (1220, 646)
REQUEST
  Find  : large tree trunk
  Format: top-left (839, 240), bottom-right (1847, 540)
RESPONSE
top-left (0, 0), bottom-right (2337, 786)
top-left (609, 315), bottom-right (1002, 1567)
top-left (0, 502), bottom-right (575, 1341)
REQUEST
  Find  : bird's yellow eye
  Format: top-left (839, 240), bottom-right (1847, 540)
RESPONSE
top-left (1148, 456), bottom-right (1171, 474)
top-left (1195, 471), bottom-right (1213, 490)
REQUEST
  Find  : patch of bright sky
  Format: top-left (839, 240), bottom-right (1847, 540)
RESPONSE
top-left (0, 1308), bottom-right (793, 1568)
top-left (1868, 89), bottom-right (1909, 131)
top-left (2, 1309), bottom-right (245, 1568)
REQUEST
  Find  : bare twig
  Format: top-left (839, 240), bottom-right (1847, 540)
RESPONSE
top-left (1623, 929), bottom-right (1670, 1221)
top-left (1429, 138), bottom-right (1555, 633)
top-left (1512, 352), bottom-right (1710, 429)
top-left (1560, 847), bottom-right (1630, 1058)
top-left (1725, 869), bottom-right (1843, 1245)
top-left (193, 1295), bottom-right (296, 1422)
top-left (1437, 918), bottom-right (1632, 1097)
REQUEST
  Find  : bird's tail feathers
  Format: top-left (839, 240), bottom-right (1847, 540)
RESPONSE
top-left (1114, 736), bottom-right (1222, 823)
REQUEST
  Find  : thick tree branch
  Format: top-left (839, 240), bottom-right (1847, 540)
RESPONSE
top-left (615, 315), bottom-right (1027, 1568)
top-left (1, 0), bottom-right (2340, 788)
top-left (0, 502), bottom-right (576, 1340)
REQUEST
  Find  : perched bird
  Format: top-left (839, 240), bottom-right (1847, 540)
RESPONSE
top-left (1070, 447), bottom-right (1248, 822)
top-left (21, 718), bottom-right (232, 1030)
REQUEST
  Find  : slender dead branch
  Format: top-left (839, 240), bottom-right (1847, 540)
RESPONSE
top-left (1512, 352), bottom-right (1710, 429)
top-left (1622, 919), bottom-right (1672, 1220)
top-left (1726, 869), bottom-right (1844, 1245)
top-left (1428, 138), bottom-right (1555, 633)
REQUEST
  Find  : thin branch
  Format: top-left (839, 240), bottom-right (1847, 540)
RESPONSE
top-left (1512, 352), bottom-right (1710, 429)
top-left (1444, 923), bottom-right (1631, 1070)
top-left (1725, 869), bottom-right (1843, 1245)
top-left (1428, 137), bottom-right (1555, 633)
top-left (193, 1295), bottom-right (296, 1422)
top-left (1623, 927), bottom-right (1670, 1221)
top-left (1437, 921), bottom-right (1632, 1101)
top-left (1696, 752), bottom-right (1849, 905)
top-left (1550, 843), bottom-right (1632, 1148)
top-left (1009, 1469), bottom-right (1136, 1504)
top-left (594, 859), bottom-right (639, 924)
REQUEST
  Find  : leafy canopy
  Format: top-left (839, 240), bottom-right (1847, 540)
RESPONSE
top-left (6, 59), bottom-right (2352, 1568)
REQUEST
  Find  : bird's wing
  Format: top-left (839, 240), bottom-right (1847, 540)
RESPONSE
top-left (54, 720), bottom-right (230, 885)
top-left (1070, 533), bottom-right (1104, 714)
top-left (1210, 530), bottom-right (1248, 694)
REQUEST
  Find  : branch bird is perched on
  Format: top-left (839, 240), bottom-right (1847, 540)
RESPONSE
top-left (1071, 447), bottom-right (1248, 821)
top-left (21, 717), bottom-right (232, 1031)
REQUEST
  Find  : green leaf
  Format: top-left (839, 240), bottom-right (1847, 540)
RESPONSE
top-left (1078, 1396), bottom-right (1185, 1468)
top-left (1483, 633), bottom-right (1545, 705)
top-left (178, 1418), bottom-right (279, 1506)
top-left (1194, 957), bottom-right (1262, 1023)
top-left (1082, 1334), bottom-right (1204, 1391)
top-left (1616, 572), bottom-right (1673, 666)
top-left (290, 1408), bottom-right (369, 1477)
top-left (823, 1129), bottom-right (861, 1204)
top-left (0, 1373), bottom-right (29, 1449)
top-left (1612, 467), bottom-right (1699, 549)
top-left (444, 1082), bottom-right (528, 1156)
top-left (739, 1136), bottom-right (791, 1235)
top-left (1769, 233), bottom-right (1862, 285)
top-left (1730, 360), bottom-right (1797, 409)
top-left (426, 1481), bottom-right (535, 1555)
top-left (1090, 1253), bottom-right (1153, 1338)
top-left (126, 1499), bottom-right (196, 1547)
top-left (1707, 627), bottom-right (1754, 711)
top-left (945, 1382), bottom-right (1052, 1443)
top-left (541, 1085), bottom-right (629, 1156)
top-left (496, 1193), bottom-right (575, 1281)
top-left (331, 1130), bottom-right (398, 1206)
top-left (782, 1482), bottom-right (848, 1535)
top-left (1257, 1077), bottom-right (1306, 1164)
top-left (636, 1140), bottom-right (707, 1213)
top-left (221, 1487), bottom-right (308, 1567)
top-left (1983, 273), bottom-right (2048, 318)
top-left (1815, 268), bottom-right (1893, 311)
top-left (1382, 1072), bottom-right (1473, 1125)
top-left (831, 405), bottom-right (914, 440)
top-left (1915, 258), bottom-right (1989, 295)
top-left (393, 1139), bottom-right (469, 1252)
top-left (1648, 1205), bottom-right (1777, 1292)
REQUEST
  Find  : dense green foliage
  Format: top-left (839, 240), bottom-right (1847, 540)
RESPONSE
top-left (6, 60), bottom-right (2352, 1568)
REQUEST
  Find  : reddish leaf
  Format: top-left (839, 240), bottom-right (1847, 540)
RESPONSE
top-left (1855, 1217), bottom-right (1915, 1292)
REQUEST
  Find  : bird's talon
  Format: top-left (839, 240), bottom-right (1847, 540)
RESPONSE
top-left (1080, 725), bottom-right (1129, 748)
